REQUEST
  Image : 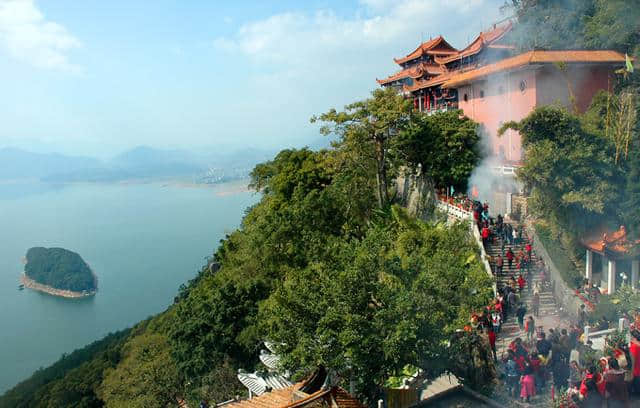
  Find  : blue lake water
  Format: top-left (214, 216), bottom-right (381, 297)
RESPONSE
top-left (0, 180), bottom-right (259, 393)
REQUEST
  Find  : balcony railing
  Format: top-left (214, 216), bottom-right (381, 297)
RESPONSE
top-left (423, 102), bottom-right (458, 115)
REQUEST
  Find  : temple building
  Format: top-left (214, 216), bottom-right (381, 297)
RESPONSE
top-left (376, 36), bottom-right (458, 92)
top-left (378, 20), bottom-right (629, 165)
top-left (582, 226), bottom-right (640, 293)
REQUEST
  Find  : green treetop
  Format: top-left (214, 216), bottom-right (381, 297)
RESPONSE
top-left (25, 247), bottom-right (96, 293)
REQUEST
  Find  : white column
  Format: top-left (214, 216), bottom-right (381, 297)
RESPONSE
top-left (608, 259), bottom-right (616, 293)
top-left (506, 192), bottom-right (512, 216)
top-left (632, 260), bottom-right (639, 290)
top-left (619, 317), bottom-right (628, 331)
top-left (418, 94), bottom-right (423, 112)
top-left (585, 249), bottom-right (593, 281)
top-left (602, 257), bottom-right (609, 289)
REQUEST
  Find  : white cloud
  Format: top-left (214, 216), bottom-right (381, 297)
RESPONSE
top-left (0, 0), bottom-right (81, 72)
top-left (209, 0), bottom-right (505, 148)
top-left (215, 0), bottom-right (502, 68)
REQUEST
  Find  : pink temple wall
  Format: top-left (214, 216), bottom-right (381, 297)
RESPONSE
top-left (535, 65), bottom-right (612, 112)
top-left (456, 65), bottom-right (613, 162)
top-left (457, 69), bottom-right (536, 162)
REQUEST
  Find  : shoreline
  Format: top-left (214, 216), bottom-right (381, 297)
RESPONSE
top-left (20, 273), bottom-right (96, 299)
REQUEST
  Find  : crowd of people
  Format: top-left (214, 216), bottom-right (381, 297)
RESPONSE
top-left (474, 257), bottom-right (640, 406)
top-left (465, 201), bottom-right (640, 406)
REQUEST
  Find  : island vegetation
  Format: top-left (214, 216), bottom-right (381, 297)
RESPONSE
top-left (1, 1), bottom-right (638, 407)
top-left (24, 247), bottom-right (97, 296)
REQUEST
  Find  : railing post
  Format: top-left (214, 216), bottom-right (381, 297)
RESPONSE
top-left (619, 317), bottom-right (627, 332)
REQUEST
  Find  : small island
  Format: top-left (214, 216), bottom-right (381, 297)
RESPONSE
top-left (21, 247), bottom-right (97, 298)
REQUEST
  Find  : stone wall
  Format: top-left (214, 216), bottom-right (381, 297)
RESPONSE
top-left (510, 194), bottom-right (528, 221)
top-left (395, 168), bottom-right (436, 220)
top-left (530, 228), bottom-right (580, 320)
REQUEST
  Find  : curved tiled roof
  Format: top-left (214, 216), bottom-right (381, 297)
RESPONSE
top-left (581, 225), bottom-right (640, 258)
top-left (237, 372), bottom-right (293, 396)
top-left (377, 63), bottom-right (443, 85)
top-left (402, 69), bottom-right (460, 93)
top-left (394, 36), bottom-right (458, 65)
top-left (225, 384), bottom-right (364, 408)
top-left (259, 350), bottom-right (281, 371)
top-left (441, 50), bottom-right (627, 88)
top-left (228, 384), bottom-right (301, 408)
top-left (435, 21), bottom-right (513, 65)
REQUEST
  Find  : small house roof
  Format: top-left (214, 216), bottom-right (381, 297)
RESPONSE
top-left (228, 368), bottom-right (365, 408)
top-left (581, 225), bottom-right (640, 259)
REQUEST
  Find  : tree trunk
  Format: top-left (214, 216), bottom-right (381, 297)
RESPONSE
top-left (375, 136), bottom-right (388, 209)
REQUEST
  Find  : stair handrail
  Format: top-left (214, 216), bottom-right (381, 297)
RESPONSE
top-left (435, 198), bottom-right (496, 296)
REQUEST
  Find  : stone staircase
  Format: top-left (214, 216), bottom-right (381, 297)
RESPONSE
top-left (485, 224), bottom-right (559, 357)
top-left (486, 224), bottom-right (563, 406)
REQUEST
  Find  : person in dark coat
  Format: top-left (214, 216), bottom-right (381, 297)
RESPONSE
top-left (516, 303), bottom-right (527, 331)
top-left (605, 358), bottom-right (629, 408)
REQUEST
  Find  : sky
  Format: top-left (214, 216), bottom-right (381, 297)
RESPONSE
top-left (0, 0), bottom-right (506, 158)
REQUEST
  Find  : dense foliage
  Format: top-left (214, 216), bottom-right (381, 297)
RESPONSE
top-left (0, 329), bottom-right (130, 408)
top-left (260, 208), bottom-right (493, 399)
top-left (589, 286), bottom-right (640, 325)
top-left (506, 0), bottom-right (640, 57)
top-left (500, 106), bottom-right (623, 234)
top-left (394, 110), bottom-right (480, 191)
top-left (312, 87), bottom-right (412, 208)
top-left (3, 103), bottom-right (484, 406)
top-left (99, 333), bottom-right (182, 408)
top-left (25, 247), bottom-right (96, 292)
top-left (499, 100), bottom-right (639, 282)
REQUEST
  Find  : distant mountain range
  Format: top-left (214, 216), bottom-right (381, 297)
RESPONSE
top-left (0, 146), bottom-right (276, 184)
top-left (0, 148), bottom-right (101, 181)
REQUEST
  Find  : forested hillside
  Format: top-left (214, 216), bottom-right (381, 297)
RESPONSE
top-left (1, 89), bottom-right (488, 407)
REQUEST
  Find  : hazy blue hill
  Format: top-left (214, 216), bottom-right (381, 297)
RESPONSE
top-left (25, 247), bottom-right (96, 293)
top-left (40, 146), bottom-right (206, 182)
top-left (1, 145), bottom-right (285, 183)
top-left (0, 148), bottom-right (101, 181)
top-left (111, 146), bottom-right (201, 169)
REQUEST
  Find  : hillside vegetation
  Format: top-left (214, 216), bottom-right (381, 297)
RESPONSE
top-left (25, 247), bottom-right (96, 293)
top-left (3, 2), bottom-right (637, 403)
top-left (2, 89), bottom-right (488, 407)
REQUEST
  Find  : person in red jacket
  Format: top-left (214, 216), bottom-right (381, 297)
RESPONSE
top-left (630, 329), bottom-right (640, 395)
top-left (487, 327), bottom-right (497, 362)
top-left (506, 248), bottom-right (515, 269)
top-left (481, 225), bottom-right (490, 248)
top-left (517, 274), bottom-right (526, 293)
